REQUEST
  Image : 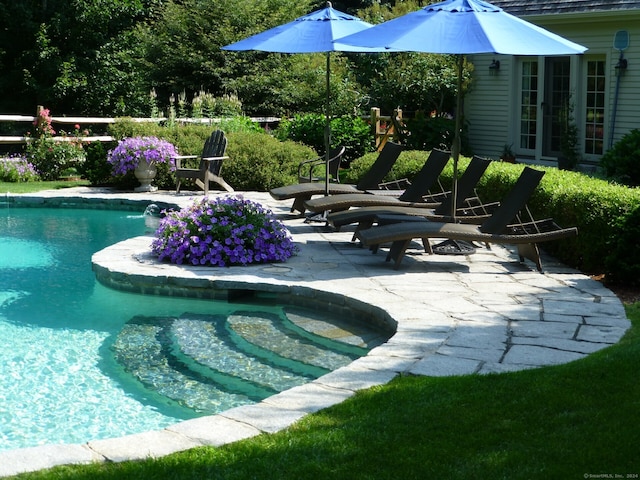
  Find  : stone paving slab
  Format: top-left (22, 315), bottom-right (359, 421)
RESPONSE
top-left (0, 188), bottom-right (632, 477)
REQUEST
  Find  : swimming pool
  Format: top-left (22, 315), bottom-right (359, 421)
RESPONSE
top-left (0, 206), bottom-right (385, 452)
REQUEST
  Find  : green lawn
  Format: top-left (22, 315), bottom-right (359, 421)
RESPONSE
top-left (12, 304), bottom-right (639, 480)
top-left (0, 180), bottom-right (90, 194)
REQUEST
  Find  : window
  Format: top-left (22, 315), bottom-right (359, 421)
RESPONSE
top-left (585, 59), bottom-right (606, 155)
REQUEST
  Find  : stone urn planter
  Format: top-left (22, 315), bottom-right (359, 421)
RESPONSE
top-left (134, 160), bottom-right (158, 192)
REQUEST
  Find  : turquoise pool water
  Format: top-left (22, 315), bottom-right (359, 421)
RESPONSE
top-left (0, 206), bottom-right (379, 452)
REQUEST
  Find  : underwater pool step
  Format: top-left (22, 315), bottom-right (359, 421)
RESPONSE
top-left (112, 320), bottom-right (259, 413)
top-left (112, 310), bottom-right (366, 412)
top-left (227, 312), bottom-right (361, 371)
top-left (170, 315), bottom-right (317, 392)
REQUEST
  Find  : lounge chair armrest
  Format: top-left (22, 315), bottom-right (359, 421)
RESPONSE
top-left (202, 156), bottom-right (229, 161)
top-left (298, 156), bottom-right (324, 181)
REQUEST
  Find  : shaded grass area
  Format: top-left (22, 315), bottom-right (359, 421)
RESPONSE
top-left (14, 304), bottom-right (640, 480)
top-left (0, 180), bottom-right (90, 194)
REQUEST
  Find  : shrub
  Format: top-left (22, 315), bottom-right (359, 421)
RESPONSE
top-left (275, 113), bottom-right (373, 165)
top-left (600, 128), bottom-right (640, 186)
top-left (24, 108), bottom-right (86, 180)
top-left (0, 155), bottom-right (40, 182)
top-left (151, 196), bottom-right (297, 266)
top-left (223, 132), bottom-right (317, 191)
top-left (78, 142), bottom-right (115, 185)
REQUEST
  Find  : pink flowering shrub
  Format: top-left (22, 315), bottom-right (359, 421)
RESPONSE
top-left (151, 196), bottom-right (297, 266)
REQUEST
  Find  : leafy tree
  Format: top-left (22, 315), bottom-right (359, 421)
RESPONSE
top-left (135, 0), bottom-right (315, 115)
top-left (0, 0), bottom-right (158, 114)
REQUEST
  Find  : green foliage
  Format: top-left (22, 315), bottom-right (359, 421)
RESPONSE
top-left (605, 207), bottom-right (640, 285)
top-left (276, 114), bottom-right (325, 152)
top-left (223, 132), bottom-right (316, 191)
top-left (0, 0), bottom-right (154, 114)
top-left (600, 128), bottom-right (640, 186)
top-left (0, 155), bottom-right (40, 182)
top-left (330, 116), bottom-right (375, 165)
top-left (25, 138), bottom-right (86, 180)
top-left (276, 113), bottom-right (373, 164)
top-left (404, 113), bottom-right (466, 153)
top-left (77, 141), bottom-right (115, 185)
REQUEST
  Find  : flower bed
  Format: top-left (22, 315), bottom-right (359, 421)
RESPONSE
top-left (0, 155), bottom-right (40, 182)
top-left (151, 196), bottom-right (298, 266)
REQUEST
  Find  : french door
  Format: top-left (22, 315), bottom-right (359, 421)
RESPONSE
top-left (518, 56), bottom-right (573, 160)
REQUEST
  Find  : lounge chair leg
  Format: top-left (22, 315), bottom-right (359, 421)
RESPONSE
top-left (353, 219), bottom-right (375, 242)
top-left (422, 238), bottom-right (432, 254)
top-left (176, 180), bottom-right (182, 193)
top-left (517, 243), bottom-right (542, 272)
top-left (387, 239), bottom-right (411, 268)
top-left (291, 197), bottom-right (307, 215)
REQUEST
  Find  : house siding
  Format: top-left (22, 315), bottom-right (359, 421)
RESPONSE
top-left (466, 8), bottom-right (640, 166)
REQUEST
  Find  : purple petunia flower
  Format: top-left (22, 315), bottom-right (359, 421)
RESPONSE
top-left (107, 136), bottom-right (178, 176)
top-left (150, 195), bottom-right (298, 267)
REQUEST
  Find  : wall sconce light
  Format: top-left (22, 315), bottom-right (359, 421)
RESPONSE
top-left (489, 59), bottom-right (500, 75)
top-left (615, 57), bottom-right (628, 75)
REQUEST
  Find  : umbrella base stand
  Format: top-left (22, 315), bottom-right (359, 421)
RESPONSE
top-left (304, 211), bottom-right (328, 224)
top-left (432, 239), bottom-right (476, 255)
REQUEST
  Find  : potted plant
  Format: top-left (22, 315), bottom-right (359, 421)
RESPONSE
top-left (107, 136), bottom-right (178, 192)
top-left (500, 143), bottom-right (516, 163)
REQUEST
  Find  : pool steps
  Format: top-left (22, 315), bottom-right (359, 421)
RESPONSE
top-left (112, 309), bottom-right (386, 413)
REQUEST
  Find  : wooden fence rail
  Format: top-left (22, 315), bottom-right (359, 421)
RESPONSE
top-left (0, 109), bottom-right (281, 146)
top-left (0, 106), bottom-right (403, 149)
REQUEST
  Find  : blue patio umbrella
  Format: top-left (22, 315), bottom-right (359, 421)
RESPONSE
top-left (338, 0), bottom-right (588, 220)
top-left (222, 2), bottom-right (388, 198)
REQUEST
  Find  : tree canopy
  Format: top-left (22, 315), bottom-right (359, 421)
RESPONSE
top-left (0, 0), bottom-right (466, 119)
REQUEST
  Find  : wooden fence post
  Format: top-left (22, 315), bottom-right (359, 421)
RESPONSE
top-left (370, 107), bottom-right (381, 150)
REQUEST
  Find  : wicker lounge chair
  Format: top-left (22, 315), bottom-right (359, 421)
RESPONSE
top-left (269, 141), bottom-right (403, 214)
top-left (304, 150), bottom-right (488, 215)
top-left (174, 130), bottom-right (233, 194)
top-left (355, 167), bottom-right (578, 271)
top-left (325, 155), bottom-right (494, 239)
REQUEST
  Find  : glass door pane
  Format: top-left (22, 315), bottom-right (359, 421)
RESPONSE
top-left (542, 57), bottom-right (571, 157)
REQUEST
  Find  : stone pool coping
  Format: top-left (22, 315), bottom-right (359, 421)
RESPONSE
top-left (0, 188), bottom-right (631, 477)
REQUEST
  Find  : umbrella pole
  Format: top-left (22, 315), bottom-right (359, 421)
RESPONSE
top-left (432, 55), bottom-right (476, 256)
top-left (451, 54), bottom-right (464, 220)
top-left (306, 52), bottom-right (332, 224)
top-left (324, 52), bottom-right (331, 197)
